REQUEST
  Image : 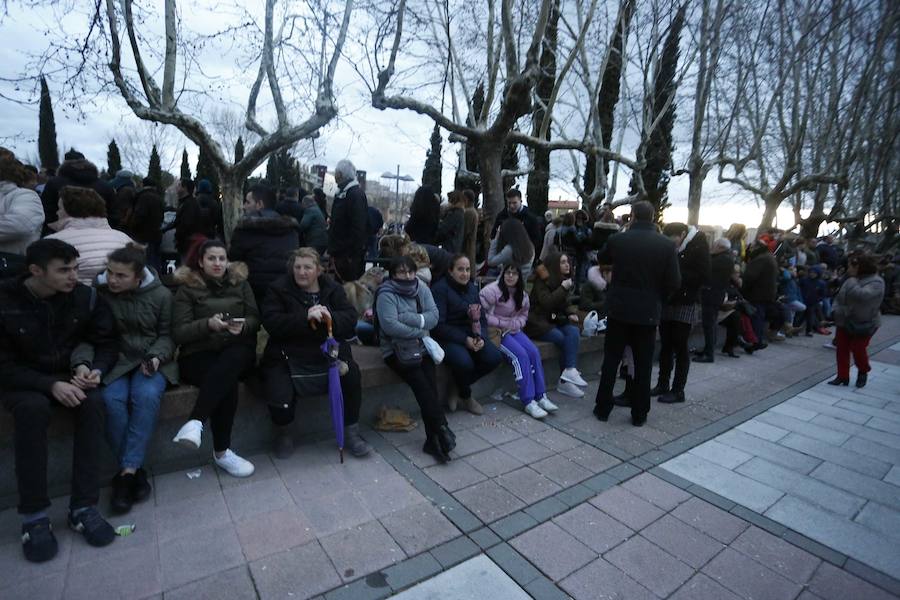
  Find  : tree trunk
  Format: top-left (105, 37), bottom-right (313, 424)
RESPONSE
top-left (220, 173), bottom-right (244, 245)
top-left (686, 161), bottom-right (703, 226)
top-left (526, 147), bottom-right (550, 217)
top-left (758, 194), bottom-right (782, 232)
top-left (477, 141), bottom-right (504, 257)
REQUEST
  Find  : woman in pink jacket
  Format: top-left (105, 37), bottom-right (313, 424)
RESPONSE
top-left (480, 264), bottom-right (559, 419)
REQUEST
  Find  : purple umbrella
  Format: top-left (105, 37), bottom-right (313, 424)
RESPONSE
top-left (313, 313), bottom-right (345, 463)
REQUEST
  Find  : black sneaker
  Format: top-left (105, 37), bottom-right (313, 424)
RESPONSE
top-left (22, 518), bottom-right (58, 563)
top-left (133, 468), bottom-right (152, 503)
top-left (68, 507), bottom-right (116, 547)
top-left (110, 473), bottom-right (134, 515)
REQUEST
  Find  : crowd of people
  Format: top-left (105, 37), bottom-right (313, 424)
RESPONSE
top-left (0, 144), bottom-right (896, 565)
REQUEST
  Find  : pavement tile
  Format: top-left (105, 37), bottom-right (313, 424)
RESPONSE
top-left (559, 558), bottom-right (656, 600)
top-left (670, 497), bottom-right (749, 544)
top-left (855, 502), bottom-right (900, 542)
top-left (778, 432), bottom-right (892, 479)
top-left (523, 576), bottom-right (571, 600)
top-left (297, 490), bottom-right (373, 537)
top-left (383, 552), bottom-right (443, 591)
top-left (453, 479), bottom-right (526, 523)
top-left (497, 437), bottom-right (556, 463)
top-left (770, 402), bottom-right (819, 421)
top-left (640, 514), bottom-right (725, 569)
top-left (530, 428), bottom-right (583, 452)
top-left (2, 571), bottom-right (65, 600)
top-left (669, 572), bottom-right (743, 600)
top-left (378, 502), bottom-right (459, 556)
top-left (529, 454), bottom-right (593, 487)
top-left (222, 476), bottom-right (294, 523)
top-left (688, 439), bottom-right (754, 469)
top-left (396, 441), bottom-right (439, 468)
top-left (429, 536), bottom-right (480, 568)
top-left (281, 464), bottom-right (353, 501)
top-left (510, 521), bottom-right (596, 582)
top-left (553, 503), bottom-right (632, 554)
top-left (604, 535), bottom-right (694, 597)
top-left (603, 431), bottom-right (657, 456)
top-left (621, 472), bottom-right (692, 511)
top-left (468, 526), bottom-right (502, 549)
top-left (702, 547), bottom-right (803, 600)
top-left (156, 490), bottom-right (231, 543)
top-left (756, 412), bottom-right (852, 446)
top-left (589, 486), bottom-right (665, 530)
top-left (869, 417), bottom-right (900, 435)
top-left (788, 397), bottom-right (872, 425)
top-left (250, 540), bottom-right (342, 599)
top-left (807, 561), bottom-right (900, 600)
top-left (662, 453), bottom-right (784, 513)
top-left (163, 565), bottom-right (256, 600)
top-left (63, 541), bottom-right (161, 600)
top-left (468, 422), bottom-right (522, 445)
top-left (523, 496), bottom-right (569, 522)
top-left (490, 511), bottom-right (539, 539)
top-left (496, 467), bottom-right (563, 504)
top-left (810, 462), bottom-right (900, 506)
top-left (234, 505), bottom-right (316, 561)
top-left (486, 542), bottom-right (545, 586)
top-left (717, 429), bottom-right (823, 473)
top-left (463, 447), bottom-right (525, 477)
top-left (736, 420), bottom-right (790, 442)
top-left (886, 465), bottom-right (900, 486)
top-left (153, 466), bottom-right (221, 505)
top-left (505, 414), bottom-right (552, 436)
top-left (561, 444), bottom-right (621, 473)
top-left (447, 429), bottom-right (493, 457)
top-left (159, 522), bottom-right (245, 590)
top-left (320, 520), bottom-right (405, 582)
top-left (731, 526), bottom-right (821, 583)
top-left (217, 453), bottom-right (280, 488)
top-left (423, 459), bottom-right (487, 492)
top-left (843, 435), bottom-right (900, 464)
top-left (354, 478), bottom-right (423, 518)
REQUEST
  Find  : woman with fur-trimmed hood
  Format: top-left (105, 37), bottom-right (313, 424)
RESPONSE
top-left (170, 239), bottom-right (260, 479)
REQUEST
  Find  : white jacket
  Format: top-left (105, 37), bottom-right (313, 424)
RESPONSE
top-left (46, 217), bottom-right (133, 284)
top-left (0, 181), bottom-right (44, 255)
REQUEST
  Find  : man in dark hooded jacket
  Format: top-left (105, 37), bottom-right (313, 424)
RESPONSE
top-left (40, 151), bottom-right (116, 235)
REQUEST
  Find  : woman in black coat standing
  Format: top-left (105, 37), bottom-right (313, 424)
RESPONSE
top-left (405, 186), bottom-right (441, 246)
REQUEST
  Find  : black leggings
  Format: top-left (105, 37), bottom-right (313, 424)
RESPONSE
top-left (264, 359), bottom-right (362, 427)
top-left (385, 355), bottom-right (446, 432)
top-left (658, 320), bottom-right (692, 392)
top-left (179, 345), bottom-right (256, 452)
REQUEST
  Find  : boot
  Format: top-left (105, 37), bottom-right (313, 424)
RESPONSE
top-left (827, 376), bottom-right (849, 386)
top-left (658, 390), bottom-right (686, 404)
top-left (613, 376), bottom-right (632, 407)
top-left (437, 424), bottom-right (457, 454)
top-left (344, 424), bottom-right (372, 457)
top-left (447, 388), bottom-right (461, 412)
top-left (423, 434), bottom-right (451, 463)
top-left (855, 372), bottom-right (868, 388)
top-left (462, 396), bottom-right (483, 415)
top-left (272, 425), bottom-right (294, 460)
top-left (650, 381), bottom-right (669, 397)
top-left (110, 473), bottom-right (134, 515)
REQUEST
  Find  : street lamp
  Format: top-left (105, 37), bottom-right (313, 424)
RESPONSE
top-left (381, 165), bottom-right (415, 225)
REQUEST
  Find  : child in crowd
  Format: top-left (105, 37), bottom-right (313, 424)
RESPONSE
top-left (798, 265), bottom-right (830, 336)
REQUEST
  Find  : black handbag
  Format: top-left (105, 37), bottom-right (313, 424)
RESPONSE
top-left (392, 338), bottom-right (424, 367)
top-left (844, 320), bottom-right (877, 338)
top-left (283, 352), bottom-right (331, 397)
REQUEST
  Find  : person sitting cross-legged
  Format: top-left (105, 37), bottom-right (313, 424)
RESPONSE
top-left (0, 239), bottom-right (119, 562)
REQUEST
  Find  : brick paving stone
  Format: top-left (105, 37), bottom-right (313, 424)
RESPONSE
top-left (603, 431), bottom-right (657, 456)
top-left (559, 557), bottom-right (656, 600)
top-left (730, 526), bottom-right (821, 583)
top-left (429, 536), bottom-right (480, 568)
top-left (64, 541), bottom-right (161, 600)
top-left (553, 503), bottom-right (632, 554)
top-left (497, 436), bottom-right (557, 463)
top-left (717, 429), bottom-right (823, 473)
top-left (702, 547), bottom-right (803, 600)
top-left (320, 520), bottom-right (405, 582)
top-left (235, 506), bottom-right (316, 561)
top-left (787, 397), bottom-right (872, 425)
top-left (468, 422), bottom-right (522, 445)
top-left (463, 447), bottom-right (525, 477)
top-left (510, 522), bottom-right (597, 582)
top-left (159, 523), bottom-right (245, 590)
top-left (453, 479), bottom-right (526, 523)
top-left (156, 490), bottom-right (231, 543)
top-left (530, 454), bottom-right (593, 487)
top-left (807, 562), bottom-right (900, 600)
top-left (778, 432), bottom-right (892, 479)
top-left (810, 462), bottom-right (900, 506)
top-left (354, 477), bottom-right (424, 518)
top-left (446, 429), bottom-right (493, 457)
top-left (497, 466), bottom-right (563, 504)
top-left (640, 514), bottom-right (725, 569)
top-left (886, 465), bottom-right (900, 486)
top-left (756, 412), bottom-right (852, 446)
top-left (736, 420), bottom-right (790, 442)
top-left (222, 476), bottom-right (294, 523)
top-left (770, 402), bottom-right (819, 421)
top-left (662, 454), bottom-right (784, 513)
top-left (379, 502), bottom-right (459, 556)
top-left (250, 540), bottom-right (342, 599)
top-left (298, 490), bottom-right (373, 537)
top-left (604, 535), bottom-right (694, 597)
top-left (561, 444), bottom-right (621, 473)
top-left (843, 435), bottom-right (900, 464)
top-left (530, 428), bottom-right (588, 453)
top-left (153, 466), bottom-right (221, 505)
top-left (589, 486), bottom-right (665, 530)
top-left (669, 572), bottom-right (744, 600)
top-left (383, 552), bottom-right (443, 591)
top-left (2, 571), bottom-right (66, 600)
top-left (423, 458), bottom-right (487, 492)
top-left (621, 472), bottom-right (692, 511)
top-left (164, 566), bottom-right (257, 600)
top-left (855, 502), bottom-right (900, 542)
top-left (670, 497), bottom-right (749, 544)
top-left (688, 440), bottom-right (754, 469)
top-left (396, 441), bottom-right (440, 468)
top-left (505, 414), bottom-right (553, 435)
top-left (490, 511), bottom-right (539, 539)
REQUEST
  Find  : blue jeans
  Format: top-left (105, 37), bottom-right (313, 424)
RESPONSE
top-left (539, 324), bottom-right (581, 370)
top-left (102, 369), bottom-right (166, 470)
top-left (441, 338), bottom-right (503, 398)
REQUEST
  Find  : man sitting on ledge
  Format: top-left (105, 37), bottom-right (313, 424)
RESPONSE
top-left (0, 239), bottom-right (119, 562)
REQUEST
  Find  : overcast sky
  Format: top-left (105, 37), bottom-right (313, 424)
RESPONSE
top-left (0, 0), bottom-right (795, 229)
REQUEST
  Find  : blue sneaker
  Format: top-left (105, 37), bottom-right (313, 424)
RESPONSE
top-left (22, 517), bottom-right (58, 562)
top-left (68, 507), bottom-right (115, 547)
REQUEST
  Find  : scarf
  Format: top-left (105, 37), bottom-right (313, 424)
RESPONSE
top-left (380, 277), bottom-right (419, 298)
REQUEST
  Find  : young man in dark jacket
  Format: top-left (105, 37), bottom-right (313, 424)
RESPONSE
top-left (593, 201), bottom-right (681, 427)
top-left (327, 160), bottom-right (369, 282)
top-left (40, 152), bottom-right (116, 235)
top-left (490, 189), bottom-right (543, 252)
top-left (0, 239), bottom-right (119, 562)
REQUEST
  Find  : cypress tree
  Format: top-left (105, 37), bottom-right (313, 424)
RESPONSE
top-left (195, 145), bottom-right (220, 196)
top-left (234, 137), bottom-right (245, 164)
top-left (107, 139), bottom-right (122, 176)
top-left (265, 153), bottom-right (279, 188)
top-left (147, 145), bottom-right (162, 187)
top-left (629, 3), bottom-right (686, 218)
top-left (38, 76), bottom-right (60, 170)
top-left (180, 149), bottom-right (192, 181)
top-left (422, 123), bottom-right (443, 195)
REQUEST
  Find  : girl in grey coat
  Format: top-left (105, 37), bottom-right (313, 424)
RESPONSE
top-left (376, 256), bottom-right (456, 463)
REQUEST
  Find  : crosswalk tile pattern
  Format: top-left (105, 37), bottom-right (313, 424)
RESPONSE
top-left (662, 361), bottom-right (900, 580)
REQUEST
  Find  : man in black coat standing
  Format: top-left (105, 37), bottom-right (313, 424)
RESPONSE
top-left (694, 237), bottom-right (735, 363)
top-left (328, 160), bottom-right (369, 282)
top-left (593, 201), bottom-right (681, 426)
top-left (490, 189), bottom-right (543, 251)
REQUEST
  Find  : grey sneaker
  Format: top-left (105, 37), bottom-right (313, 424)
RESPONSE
top-left (344, 424), bottom-right (371, 458)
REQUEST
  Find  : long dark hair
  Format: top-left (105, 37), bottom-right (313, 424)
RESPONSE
top-left (498, 264), bottom-right (525, 310)
top-left (406, 185), bottom-right (440, 241)
top-left (497, 218), bottom-right (534, 266)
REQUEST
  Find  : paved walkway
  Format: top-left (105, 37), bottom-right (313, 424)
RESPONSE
top-left (0, 318), bottom-right (898, 599)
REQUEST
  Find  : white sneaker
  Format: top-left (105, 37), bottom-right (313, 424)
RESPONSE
top-left (214, 449), bottom-right (255, 478)
top-left (557, 380), bottom-right (584, 398)
top-left (173, 419), bottom-right (203, 449)
top-left (524, 401), bottom-right (548, 419)
top-left (596, 318), bottom-right (608, 332)
top-left (561, 368), bottom-right (588, 387)
top-left (823, 341), bottom-right (836, 350)
top-left (537, 395), bottom-right (559, 412)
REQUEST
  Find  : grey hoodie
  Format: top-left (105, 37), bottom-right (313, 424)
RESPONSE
top-left (374, 281), bottom-right (439, 358)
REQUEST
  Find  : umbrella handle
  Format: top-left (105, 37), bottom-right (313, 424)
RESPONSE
top-left (308, 311), bottom-right (334, 339)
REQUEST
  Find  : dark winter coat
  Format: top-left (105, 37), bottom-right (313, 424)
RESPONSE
top-left (261, 273), bottom-right (358, 365)
top-left (491, 206), bottom-right (543, 251)
top-left (816, 242), bottom-right (839, 270)
top-left (40, 159), bottom-right (116, 234)
top-left (405, 210), bottom-right (440, 246)
top-left (174, 193), bottom-right (223, 253)
top-left (702, 251), bottom-right (735, 306)
top-left (525, 260), bottom-right (578, 338)
top-left (435, 206), bottom-right (465, 254)
top-left (0, 277), bottom-right (118, 394)
top-left (667, 228), bottom-right (710, 306)
top-left (328, 181), bottom-right (368, 258)
top-left (741, 249), bottom-right (779, 304)
top-left (275, 199), bottom-right (304, 224)
top-left (297, 205), bottom-right (328, 254)
top-left (94, 267), bottom-right (178, 384)
top-left (172, 262), bottom-right (260, 357)
top-left (597, 221), bottom-right (681, 326)
top-left (430, 276), bottom-right (488, 345)
top-left (798, 270), bottom-right (827, 306)
top-left (589, 221), bottom-right (620, 252)
top-left (127, 187), bottom-right (165, 245)
top-left (228, 211), bottom-right (301, 301)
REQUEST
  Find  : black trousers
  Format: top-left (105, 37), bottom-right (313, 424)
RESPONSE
top-left (179, 345), bottom-right (256, 452)
top-left (699, 288), bottom-right (725, 358)
top-left (264, 359), bottom-right (362, 428)
top-left (595, 319), bottom-right (656, 419)
top-left (658, 320), bottom-right (693, 392)
top-left (385, 355), bottom-right (446, 432)
top-left (2, 388), bottom-right (105, 514)
top-left (721, 312), bottom-right (741, 352)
